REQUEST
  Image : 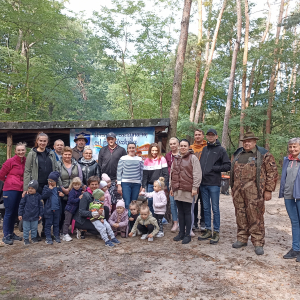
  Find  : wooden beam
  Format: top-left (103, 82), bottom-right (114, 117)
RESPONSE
top-left (7, 132), bottom-right (13, 159)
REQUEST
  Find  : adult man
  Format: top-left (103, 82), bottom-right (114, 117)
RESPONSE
top-left (53, 139), bottom-right (64, 161)
top-left (72, 135), bottom-right (87, 161)
top-left (230, 131), bottom-right (278, 255)
top-left (190, 129), bottom-right (207, 230)
top-left (198, 129), bottom-right (231, 244)
top-left (98, 132), bottom-right (126, 181)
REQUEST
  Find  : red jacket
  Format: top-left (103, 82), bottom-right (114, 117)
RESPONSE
top-left (0, 155), bottom-right (26, 191)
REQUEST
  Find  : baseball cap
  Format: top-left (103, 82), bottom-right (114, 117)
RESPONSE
top-left (106, 132), bottom-right (116, 138)
top-left (206, 129), bottom-right (218, 135)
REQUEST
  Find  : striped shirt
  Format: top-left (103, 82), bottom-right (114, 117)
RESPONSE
top-left (117, 155), bottom-right (144, 185)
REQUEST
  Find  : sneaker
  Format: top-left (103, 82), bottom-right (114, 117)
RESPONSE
top-left (24, 239), bottom-right (30, 246)
top-left (173, 233), bottom-right (184, 242)
top-left (232, 241), bottom-right (247, 248)
top-left (54, 238), bottom-right (61, 243)
top-left (37, 232), bottom-right (42, 241)
top-left (182, 235), bottom-right (191, 244)
top-left (45, 239), bottom-right (53, 245)
top-left (171, 222), bottom-right (179, 232)
top-left (156, 231), bottom-right (164, 238)
top-left (283, 248), bottom-right (300, 259)
top-left (148, 237), bottom-right (154, 242)
top-left (31, 237), bottom-right (39, 243)
top-left (136, 230), bottom-right (142, 236)
top-left (198, 229), bottom-right (212, 241)
top-left (2, 235), bottom-right (13, 245)
top-left (105, 240), bottom-right (115, 247)
top-left (63, 234), bottom-right (73, 242)
top-left (11, 233), bottom-right (22, 241)
top-left (140, 234), bottom-right (148, 240)
top-left (200, 222), bottom-right (206, 231)
top-left (210, 231), bottom-right (220, 244)
top-left (132, 232), bottom-right (137, 237)
top-left (254, 246), bottom-right (264, 255)
top-left (111, 237), bottom-right (120, 244)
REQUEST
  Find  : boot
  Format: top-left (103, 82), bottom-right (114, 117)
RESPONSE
top-left (232, 240), bottom-right (247, 248)
top-left (255, 246), bottom-right (264, 255)
top-left (198, 229), bottom-right (212, 241)
top-left (171, 221), bottom-right (179, 232)
top-left (182, 235), bottom-right (191, 244)
top-left (210, 231), bottom-right (220, 244)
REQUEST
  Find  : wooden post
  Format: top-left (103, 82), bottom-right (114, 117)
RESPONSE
top-left (7, 132), bottom-right (13, 159)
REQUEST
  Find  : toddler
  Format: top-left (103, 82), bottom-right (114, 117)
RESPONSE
top-left (109, 199), bottom-right (128, 238)
top-left (100, 180), bottom-right (111, 214)
top-left (102, 173), bottom-right (118, 213)
top-left (140, 177), bottom-right (167, 237)
top-left (18, 180), bottom-right (43, 245)
top-left (128, 205), bottom-right (160, 242)
top-left (41, 171), bottom-right (64, 245)
top-left (128, 200), bottom-right (140, 234)
top-left (62, 177), bottom-right (83, 242)
top-left (91, 189), bottom-right (120, 247)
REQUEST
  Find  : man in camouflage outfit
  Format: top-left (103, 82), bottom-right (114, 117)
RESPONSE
top-left (230, 132), bottom-right (278, 255)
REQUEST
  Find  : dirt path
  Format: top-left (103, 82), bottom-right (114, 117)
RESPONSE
top-left (1, 191), bottom-right (300, 300)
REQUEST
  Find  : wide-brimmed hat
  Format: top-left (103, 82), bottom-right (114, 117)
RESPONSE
top-left (74, 134), bottom-right (88, 143)
top-left (240, 131), bottom-right (259, 141)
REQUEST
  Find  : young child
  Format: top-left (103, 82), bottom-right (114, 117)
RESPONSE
top-left (102, 173), bottom-right (118, 213)
top-left (109, 199), bottom-right (128, 238)
top-left (62, 177), bottom-right (83, 242)
top-left (100, 180), bottom-right (111, 214)
top-left (41, 171), bottom-right (64, 245)
top-left (128, 200), bottom-right (140, 233)
top-left (140, 177), bottom-right (167, 237)
top-left (18, 180), bottom-right (43, 245)
top-left (91, 189), bottom-right (120, 247)
top-left (128, 205), bottom-right (160, 242)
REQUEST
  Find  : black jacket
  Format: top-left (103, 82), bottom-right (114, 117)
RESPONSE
top-left (200, 139), bottom-right (231, 186)
top-left (73, 191), bottom-right (93, 225)
top-left (18, 193), bottom-right (43, 222)
top-left (78, 158), bottom-right (101, 185)
top-left (98, 145), bottom-right (127, 181)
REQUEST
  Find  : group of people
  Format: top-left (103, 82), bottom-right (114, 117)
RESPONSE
top-left (1, 128), bottom-right (300, 261)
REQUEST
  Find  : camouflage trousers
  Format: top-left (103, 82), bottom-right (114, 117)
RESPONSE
top-left (232, 183), bottom-right (265, 247)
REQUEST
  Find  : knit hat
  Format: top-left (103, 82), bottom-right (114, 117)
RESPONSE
top-left (28, 180), bottom-right (38, 191)
top-left (48, 171), bottom-right (60, 183)
top-left (99, 180), bottom-right (108, 189)
top-left (92, 189), bottom-right (105, 200)
top-left (116, 199), bottom-right (125, 208)
top-left (102, 173), bottom-right (111, 182)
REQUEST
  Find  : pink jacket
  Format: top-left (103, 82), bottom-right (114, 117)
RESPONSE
top-left (0, 155), bottom-right (26, 191)
top-left (143, 190), bottom-right (167, 215)
top-left (109, 209), bottom-right (129, 228)
top-left (104, 190), bottom-right (111, 213)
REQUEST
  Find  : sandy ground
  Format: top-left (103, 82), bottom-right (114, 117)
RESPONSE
top-left (0, 190), bottom-right (300, 300)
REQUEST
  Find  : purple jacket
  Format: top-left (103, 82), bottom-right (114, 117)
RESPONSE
top-left (65, 188), bottom-right (82, 214)
top-left (109, 209), bottom-right (128, 228)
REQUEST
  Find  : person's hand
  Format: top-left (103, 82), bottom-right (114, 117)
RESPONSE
top-left (100, 219), bottom-right (104, 223)
top-left (58, 192), bottom-right (64, 197)
top-left (39, 216), bottom-right (42, 221)
top-left (62, 187), bottom-right (69, 195)
top-left (18, 216), bottom-right (22, 221)
top-left (79, 195), bottom-right (83, 199)
top-left (141, 188), bottom-right (145, 193)
top-left (49, 184), bottom-right (54, 190)
top-left (147, 233), bottom-right (153, 238)
top-left (113, 223), bottom-right (119, 228)
top-left (117, 185), bottom-right (122, 196)
top-left (22, 191), bottom-right (28, 197)
top-left (264, 191), bottom-right (272, 201)
top-left (129, 217), bottom-right (134, 221)
top-left (191, 189), bottom-right (197, 197)
top-left (128, 232), bottom-right (133, 237)
top-left (170, 190), bottom-right (174, 196)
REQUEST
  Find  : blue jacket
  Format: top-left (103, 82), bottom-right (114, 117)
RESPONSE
top-left (279, 157), bottom-right (300, 199)
top-left (41, 185), bottom-right (62, 217)
top-left (65, 188), bottom-right (82, 214)
top-left (18, 193), bottom-right (43, 222)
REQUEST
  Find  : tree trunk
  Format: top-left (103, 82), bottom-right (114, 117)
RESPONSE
top-left (194, 0), bottom-right (227, 124)
top-left (265, 0), bottom-right (285, 150)
top-left (167, 0), bottom-right (192, 147)
top-left (239, 0), bottom-right (249, 146)
top-left (189, 0), bottom-right (202, 122)
top-left (221, 0), bottom-right (242, 149)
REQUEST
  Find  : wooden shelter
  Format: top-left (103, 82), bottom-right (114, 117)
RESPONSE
top-left (0, 119), bottom-right (169, 159)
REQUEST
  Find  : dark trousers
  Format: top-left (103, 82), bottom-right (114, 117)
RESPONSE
top-left (194, 193), bottom-right (205, 226)
top-left (44, 210), bottom-right (60, 240)
top-left (153, 213), bottom-right (164, 232)
top-left (59, 199), bottom-right (67, 232)
top-left (137, 223), bottom-right (154, 235)
top-left (75, 220), bottom-right (99, 235)
top-left (176, 200), bottom-right (192, 236)
top-left (62, 211), bottom-right (73, 235)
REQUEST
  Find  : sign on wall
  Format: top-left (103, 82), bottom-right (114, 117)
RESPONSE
top-left (70, 127), bottom-right (155, 161)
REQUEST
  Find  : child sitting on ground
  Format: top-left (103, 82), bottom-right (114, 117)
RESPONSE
top-left (62, 177), bottom-right (83, 242)
top-left (140, 177), bottom-right (167, 237)
top-left (91, 189), bottom-right (120, 247)
top-left (109, 199), bottom-right (128, 238)
top-left (102, 173), bottom-right (118, 213)
top-left (128, 205), bottom-right (160, 242)
top-left (18, 180), bottom-right (43, 245)
top-left (100, 180), bottom-right (112, 214)
top-left (128, 200), bottom-right (140, 233)
top-left (41, 171), bottom-right (64, 245)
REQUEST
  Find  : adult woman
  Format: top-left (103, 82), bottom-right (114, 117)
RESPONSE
top-left (142, 143), bottom-right (168, 214)
top-left (0, 142), bottom-right (27, 245)
top-left (57, 146), bottom-right (83, 231)
top-left (78, 146), bottom-right (100, 186)
top-left (170, 139), bottom-right (202, 244)
top-left (117, 143), bottom-right (144, 209)
top-left (279, 138), bottom-right (300, 260)
top-left (165, 137), bottom-right (179, 232)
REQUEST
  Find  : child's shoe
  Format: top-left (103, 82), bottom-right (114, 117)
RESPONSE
top-left (105, 240), bottom-right (115, 247)
top-left (63, 234), bottom-right (73, 242)
top-left (54, 237), bottom-right (61, 243)
top-left (31, 237), bottom-right (39, 243)
top-left (156, 231), bottom-right (164, 238)
top-left (111, 237), bottom-right (120, 244)
top-left (132, 232), bottom-right (137, 237)
top-left (140, 234), bottom-right (148, 240)
top-left (45, 239), bottom-right (53, 245)
top-left (148, 237), bottom-right (153, 242)
top-left (24, 239), bottom-right (30, 246)
top-left (137, 230), bottom-right (142, 236)
top-left (12, 233), bottom-right (22, 241)
top-left (121, 232), bottom-right (126, 238)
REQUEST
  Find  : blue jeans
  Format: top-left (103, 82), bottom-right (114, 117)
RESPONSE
top-left (285, 199), bottom-right (300, 251)
top-left (121, 182), bottom-right (141, 209)
top-left (147, 184), bottom-right (154, 214)
top-left (170, 195), bottom-right (178, 222)
top-left (44, 210), bottom-right (60, 240)
top-left (23, 220), bottom-right (39, 240)
top-left (200, 185), bottom-right (221, 232)
top-left (2, 190), bottom-right (22, 237)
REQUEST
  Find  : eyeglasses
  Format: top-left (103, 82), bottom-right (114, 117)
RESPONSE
top-left (48, 179), bottom-right (55, 183)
